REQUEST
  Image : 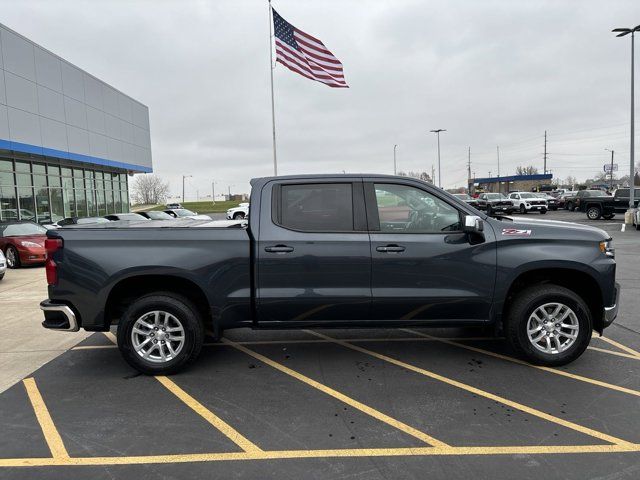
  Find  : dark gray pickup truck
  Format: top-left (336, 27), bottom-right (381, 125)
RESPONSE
top-left (40, 174), bottom-right (619, 374)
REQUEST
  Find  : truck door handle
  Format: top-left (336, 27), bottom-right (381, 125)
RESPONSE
top-left (376, 244), bottom-right (406, 253)
top-left (265, 245), bottom-right (294, 253)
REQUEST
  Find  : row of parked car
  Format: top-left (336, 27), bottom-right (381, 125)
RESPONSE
top-left (454, 191), bottom-right (557, 215)
top-left (454, 187), bottom-right (640, 222)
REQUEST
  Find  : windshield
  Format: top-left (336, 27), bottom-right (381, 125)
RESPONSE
top-left (519, 193), bottom-right (537, 199)
top-left (147, 211), bottom-right (174, 220)
top-left (114, 213), bottom-right (149, 221)
top-left (453, 194), bottom-right (471, 200)
top-left (486, 193), bottom-right (506, 200)
top-left (585, 190), bottom-right (606, 196)
top-left (1, 223), bottom-right (47, 236)
top-left (174, 209), bottom-right (196, 217)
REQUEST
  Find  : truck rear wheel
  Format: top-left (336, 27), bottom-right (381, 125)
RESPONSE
top-left (505, 285), bottom-right (591, 366)
top-left (586, 206), bottom-right (601, 220)
top-left (117, 293), bottom-right (204, 374)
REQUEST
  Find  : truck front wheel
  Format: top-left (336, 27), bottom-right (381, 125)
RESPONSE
top-left (117, 293), bottom-right (204, 374)
top-left (506, 285), bottom-right (591, 366)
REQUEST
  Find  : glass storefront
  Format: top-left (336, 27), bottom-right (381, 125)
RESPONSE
top-left (0, 155), bottom-right (130, 224)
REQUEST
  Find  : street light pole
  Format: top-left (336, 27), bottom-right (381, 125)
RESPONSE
top-left (612, 24), bottom-right (640, 213)
top-left (211, 180), bottom-right (216, 205)
top-left (393, 144), bottom-right (398, 175)
top-left (182, 175), bottom-right (192, 203)
top-left (430, 129), bottom-right (446, 188)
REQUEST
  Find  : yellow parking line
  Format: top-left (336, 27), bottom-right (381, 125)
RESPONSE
top-left (598, 337), bottom-right (640, 358)
top-left (587, 346), bottom-right (640, 360)
top-left (308, 331), bottom-right (634, 446)
top-left (103, 332), bottom-right (117, 344)
top-left (222, 338), bottom-right (449, 448)
top-left (1, 443), bottom-right (640, 467)
top-left (22, 378), bottom-right (69, 459)
top-left (155, 376), bottom-right (262, 453)
top-left (402, 329), bottom-right (640, 399)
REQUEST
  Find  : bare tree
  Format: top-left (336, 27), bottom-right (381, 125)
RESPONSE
top-left (564, 175), bottom-right (577, 187)
top-left (397, 170), bottom-right (433, 183)
top-left (131, 175), bottom-right (170, 205)
top-left (515, 165), bottom-right (539, 175)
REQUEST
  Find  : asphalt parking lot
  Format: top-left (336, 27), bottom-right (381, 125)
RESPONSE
top-left (1, 209), bottom-right (639, 479)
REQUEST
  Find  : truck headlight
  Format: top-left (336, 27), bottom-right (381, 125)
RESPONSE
top-left (599, 240), bottom-right (615, 258)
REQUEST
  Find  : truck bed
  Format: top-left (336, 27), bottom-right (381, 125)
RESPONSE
top-left (47, 222), bottom-right (252, 331)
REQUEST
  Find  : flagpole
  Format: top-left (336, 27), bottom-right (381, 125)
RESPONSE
top-left (268, 0), bottom-right (278, 176)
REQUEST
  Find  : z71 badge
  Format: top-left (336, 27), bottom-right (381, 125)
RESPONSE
top-left (502, 228), bottom-right (532, 236)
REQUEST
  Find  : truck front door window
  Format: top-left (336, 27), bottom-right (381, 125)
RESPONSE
top-left (374, 184), bottom-right (461, 233)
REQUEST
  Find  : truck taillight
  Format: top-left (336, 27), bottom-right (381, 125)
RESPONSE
top-left (45, 238), bottom-right (63, 286)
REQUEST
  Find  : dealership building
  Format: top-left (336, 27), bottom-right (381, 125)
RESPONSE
top-left (0, 23), bottom-right (152, 224)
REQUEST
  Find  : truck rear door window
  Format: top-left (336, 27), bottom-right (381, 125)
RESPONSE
top-left (279, 183), bottom-right (354, 232)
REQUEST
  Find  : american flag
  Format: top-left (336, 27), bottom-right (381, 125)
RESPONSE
top-left (272, 8), bottom-right (348, 88)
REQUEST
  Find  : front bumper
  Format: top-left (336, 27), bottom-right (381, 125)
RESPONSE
top-left (603, 282), bottom-right (620, 328)
top-left (40, 300), bottom-right (79, 332)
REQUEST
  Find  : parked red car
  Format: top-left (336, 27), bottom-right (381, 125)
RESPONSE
top-left (0, 221), bottom-right (47, 268)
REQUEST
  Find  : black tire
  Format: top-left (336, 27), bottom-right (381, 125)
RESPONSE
top-left (539, 209), bottom-right (547, 214)
top-left (505, 284), bottom-right (592, 366)
top-left (586, 206), bottom-right (601, 220)
top-left (233, 212), bottom-right (245, 220)
top-left (0, 273), bottom-right (4, 281)
top-left (566, 202), bottom-right (574, 211)
top-left (117, 292), bottom-right (204, 375)
top-left (519, 204), bottom-right (526, 214)
top-left (486, 205), bottom-right (493, 216)
top-left (603, 214), bottom-right (615, 220)
top-left (5, 246), bottom-right (20, 269)
top-left (551, 207), bottom-right (558, 211)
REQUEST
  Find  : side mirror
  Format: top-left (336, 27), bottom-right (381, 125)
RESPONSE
top-left (463, 215), bottom-right (484, 233)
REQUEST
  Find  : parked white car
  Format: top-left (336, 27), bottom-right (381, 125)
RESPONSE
top-left (164, 208), bottom-right (211, 220)
top-left (507, 192), bottom-right (548, 214)
top-left (226, 203), bottom-right (249, 220)
top-left (0, 249), bottom-right (6, 280)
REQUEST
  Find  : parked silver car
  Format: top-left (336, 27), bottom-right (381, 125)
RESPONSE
top-left (0, 249), bottom-right (6, 280)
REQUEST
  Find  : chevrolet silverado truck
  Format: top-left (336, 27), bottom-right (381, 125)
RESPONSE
top-left (40, 174), bottom-right (619, 374)
top-left (578, 188), bottom-right (640, 220)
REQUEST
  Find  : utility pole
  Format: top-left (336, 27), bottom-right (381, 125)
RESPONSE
top-left (393, 144), bottom-right (398, 175)
top-left (430, 129), bottom-right (446, 188)
top-left (467, 147), bottom-right (472, 193)
top-left (496, 146), bottom-right (501, 194)
top-left (605, 149), bottom-right (615, 191)
top-left (182, 175), bottom-right (192, 203)
top-left (431, 165), bottom-right (435, 184)
top-left (543, 130), bottom-right (548, 174)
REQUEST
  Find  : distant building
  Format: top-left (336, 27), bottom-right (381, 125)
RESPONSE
top-left (0, 23), bottom-right (152, 224)
top-left (472, 174), bottom-right (553, 195)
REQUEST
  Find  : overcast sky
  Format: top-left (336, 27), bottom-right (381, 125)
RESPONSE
top-left (1, 0), bottom-right (638, 197)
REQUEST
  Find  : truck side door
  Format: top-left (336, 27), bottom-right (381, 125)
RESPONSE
top-left (365, 180), bottom-right (497, 323)
top-left (255, 179), bottom-right (371, 324)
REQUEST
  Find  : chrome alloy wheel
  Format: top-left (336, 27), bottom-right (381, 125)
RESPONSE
top-left (131, 311), bottom-right (185, 363)
top-left (526, 302), bottom-right (579, 354)
top-left (5, 248), bottom-right (16, 268)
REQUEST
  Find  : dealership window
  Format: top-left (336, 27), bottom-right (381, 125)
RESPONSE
top-left (0, 155), bottom-right (131, 223)
top-left (0, 185), bottom-right (17, 221)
